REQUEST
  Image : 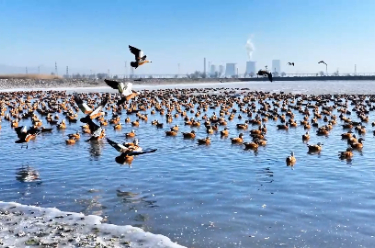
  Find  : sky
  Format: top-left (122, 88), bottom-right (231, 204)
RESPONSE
top-left (0, 0), bottom-right (375, 76)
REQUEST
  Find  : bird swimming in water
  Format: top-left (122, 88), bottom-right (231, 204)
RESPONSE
top-left (104, 79), bottom-right (139, 106)
top-left (257, 70), bottom-right (273, 82)
top-left (288, 62), bottom-right (295, 66)
top-left (129, 45), bottom-right (152, 69)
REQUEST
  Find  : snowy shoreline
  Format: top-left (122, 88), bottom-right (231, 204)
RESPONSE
top-left (0, 78), bottom-right (235, 91)
top-left (0, 201), bottom-right (186, 248)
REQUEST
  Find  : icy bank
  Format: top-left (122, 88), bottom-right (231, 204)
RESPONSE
top-left (0, 201), bottom-right (186, 248)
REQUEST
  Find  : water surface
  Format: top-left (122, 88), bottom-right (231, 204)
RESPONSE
top-left (1, 80), bottom-right (375, 248)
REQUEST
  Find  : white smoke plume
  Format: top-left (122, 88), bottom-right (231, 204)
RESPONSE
top-left (245, 36), bottom-right (255, 60)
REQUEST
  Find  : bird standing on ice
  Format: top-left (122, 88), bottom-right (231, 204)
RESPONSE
top-left (129, 45), bottom-right (152, 69)
top-left (104, 79), bottom-right (139, 106)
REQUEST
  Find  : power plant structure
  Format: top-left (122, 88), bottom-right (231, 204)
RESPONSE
top-left (245, 61), bottom-right (256, 76)
top-left (210, 64), bottom-right (216, 76)
top-left (225, 63), bottom-right (237, 77)
top-left (272, 59), bottom-right (281, 73)
top-left (218, 65), bottom-right (224, 76)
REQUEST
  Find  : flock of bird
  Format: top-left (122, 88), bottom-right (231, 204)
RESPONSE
top-left (7, 78), bottom-right (154, 164)
top-left (0, 45), bottom-right (367, 167)
top-left (1, 81), bottom-right (374, 167)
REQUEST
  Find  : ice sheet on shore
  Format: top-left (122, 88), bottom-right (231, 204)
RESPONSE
top-left (0, 201), bottom-right (186, 248)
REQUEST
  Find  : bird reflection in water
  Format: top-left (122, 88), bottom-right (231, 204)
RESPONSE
top-left (116, 189), bottom-right (158, 208)
top-left (115, 188), bottom-right (157, 229)
top-left (88, 139), bottom-right (104, 158)
top-left (256, 167), bottom-right (274, 184)
top-left (15, 165), bottom-right (42, 183)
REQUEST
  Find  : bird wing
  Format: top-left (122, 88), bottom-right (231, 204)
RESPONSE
top-left (116, 97), bottom-right (126, 106)
top-left (104, 79), bottom-right (120, 90)
top-left (122, 82), bottom-right (133, 96)
top-left (73, 93), bottom-right (93, 114)
top-left (129, 45), bottom-right (141, 59)
top-left (127, 148), bottom-right (157, 155)
top-left (87, 119), bottom-right (102, 137)
top-left (92, 127), bottom-right (102, 137)
top-left (89, 97), bottom-right (108, 118)
top-left (15, 126), bottom-right (26, 137)
top-left (107, 138), bottom-right (128, 152)
top-left (268, 72), bottom-right (273, 82)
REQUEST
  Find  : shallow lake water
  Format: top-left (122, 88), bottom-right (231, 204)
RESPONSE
top-left (1, 80), bottom-right (375, 248)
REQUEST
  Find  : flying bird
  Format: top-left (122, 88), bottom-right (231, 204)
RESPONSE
top-left (106, 137), bottom-right (157, 164)
top-left (104, 79), bottom-right (140, 106)
top-left (14, 126), bottom-right (40, 148)
top-left (73, 93), bottom-right (108, 123)
top-left (129, 45), bottom-right (152, 69)
top-left (257, 70), bottom-right (273, 82)
top-left (73, 93), bottom-right (94, 115)
top-left (107, 137), bottom-right (133, 153)
top-left (86, 118), bottom-right (105, 141)
top-left (288, 62), bottom-right (295, 66)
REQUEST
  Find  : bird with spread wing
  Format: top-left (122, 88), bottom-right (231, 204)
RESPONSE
top-left (73, 93), bottom-right (108, 124)
top-left (257, 70), bottom-right (273, 82)
top-left (73, 93), bottom-right (108, 141)
top-left (107, 137), bottom-right (157, 164)
top-left (104, 79), bottom-right (139, 106)
top-left (129, 45), bottom-right (152, 69)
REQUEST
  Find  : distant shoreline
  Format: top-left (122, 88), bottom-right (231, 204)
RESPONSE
top-left (0, 75), bottom-right (374, 91)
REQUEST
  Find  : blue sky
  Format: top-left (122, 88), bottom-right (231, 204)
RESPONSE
top-left (0, 0), bottom-right (374, 75)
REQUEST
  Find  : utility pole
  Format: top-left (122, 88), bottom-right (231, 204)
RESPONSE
top-left (125, 61), bottom-right (127, 79)
top-left (55, 62), bottom-right (58, 76)
top-left (204, 58), bottom-right (206, 77)
top-left (66, 66), bottom-right (69, 78)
